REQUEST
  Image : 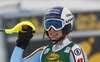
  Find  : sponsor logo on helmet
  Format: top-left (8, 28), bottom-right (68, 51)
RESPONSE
top-left (66, 14), bottom-right (72, 17)
top-left (66, 17), bottom-right (74, 23)
top-left (47, 53), bottom-right (60, 60)
top-left (48, 16), bottom-right (55, 18)
top-left (47, 9), bottom-right (60, 14)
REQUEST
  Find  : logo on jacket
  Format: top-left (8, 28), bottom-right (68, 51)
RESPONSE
top-left (47, 53), bottom-right (60, 60)
top-left (64, 47), bottom-right (71, 53)
top-left (74, 48), bottom-right (81, 56)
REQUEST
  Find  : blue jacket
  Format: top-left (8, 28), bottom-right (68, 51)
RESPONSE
top-left (10, 38), bottom-right (88, 62)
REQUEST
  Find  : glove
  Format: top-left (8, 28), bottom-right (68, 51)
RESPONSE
top-left (16, 25), bottom-right (35, 49)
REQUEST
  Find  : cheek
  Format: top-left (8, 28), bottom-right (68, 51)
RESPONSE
top-left (58, 31), bottom-right (63, 37)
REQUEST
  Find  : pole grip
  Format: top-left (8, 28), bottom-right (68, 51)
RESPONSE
top-left (0, 29), bottom-right (5, 32)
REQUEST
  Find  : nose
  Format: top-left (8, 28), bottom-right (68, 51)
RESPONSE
top-left (49, 27), bottom-right (56, 32)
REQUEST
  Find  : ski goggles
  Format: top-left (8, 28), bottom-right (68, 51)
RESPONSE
top-left (44, 19), bottom-right (69, 31)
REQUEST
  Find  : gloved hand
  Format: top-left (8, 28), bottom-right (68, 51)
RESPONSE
top-left (16, 25), bottom-right (35, 49)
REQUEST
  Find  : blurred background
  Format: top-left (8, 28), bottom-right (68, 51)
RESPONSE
top-left (0, 0), bottom-right (100, 62)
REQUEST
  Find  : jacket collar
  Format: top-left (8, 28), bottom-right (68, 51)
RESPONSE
top-left (52, 38), bottom-right (72, 52)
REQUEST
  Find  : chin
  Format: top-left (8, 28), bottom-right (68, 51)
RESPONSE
top-left (51, 38), bottom-right (57, 40)
top-left (51, 38), bottom-right (58, 42)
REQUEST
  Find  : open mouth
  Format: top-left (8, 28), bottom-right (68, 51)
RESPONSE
top-left (50, 33), bottom-right (59, 40)
top-left (51, 33), bottom-right (58, 36)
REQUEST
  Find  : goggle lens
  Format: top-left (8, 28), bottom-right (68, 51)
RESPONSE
top-left (44, 19), bottom-right (63, 31)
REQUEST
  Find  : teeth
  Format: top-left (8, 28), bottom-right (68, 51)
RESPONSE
top-left (51, 33), bottom-right (57, 35)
